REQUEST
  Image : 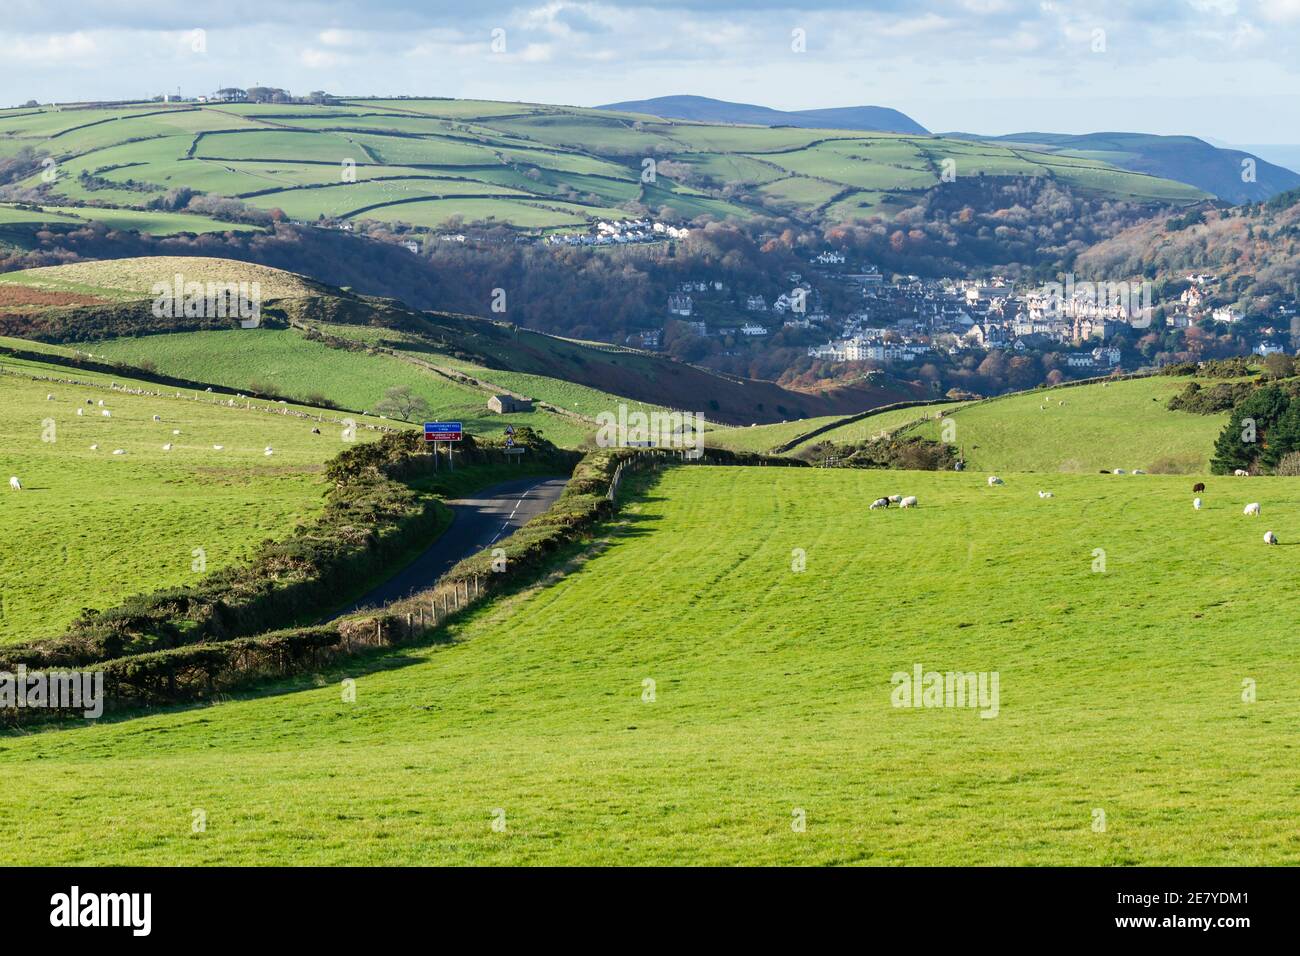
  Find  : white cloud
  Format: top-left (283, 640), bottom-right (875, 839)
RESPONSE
top-left (3, 30), bottom-right (97, 63)
top-left (1256, 0), bottom-right (1300, 22)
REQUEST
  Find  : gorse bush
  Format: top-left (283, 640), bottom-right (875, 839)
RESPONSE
top-left (804, 436), bottom-right (958, 471)
top-left (1167, 381), bottom-right (1255, 414)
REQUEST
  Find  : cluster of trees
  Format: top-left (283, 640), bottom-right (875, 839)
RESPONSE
top-left (1078, 190), bottom-right (1300, 321)
top-left (0, 146), bottom-right (48, 188)
top-left (801, 435), bottom-right (959, 470)
top-left (1212, 382), bottom-right (1300, 474)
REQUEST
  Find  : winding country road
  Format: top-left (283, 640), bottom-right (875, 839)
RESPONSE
top-left (330, 475), bottom-right (568, 618)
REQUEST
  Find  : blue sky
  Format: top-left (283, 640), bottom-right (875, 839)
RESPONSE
top-left (3, 1), bottom-right (1297, 143)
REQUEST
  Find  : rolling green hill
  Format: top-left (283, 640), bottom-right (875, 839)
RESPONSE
top-left (2, 464), bottom-right (1296, 864)
top-left (0, 352), bottom-right (392, 641)
top-left (0, 99), bottom-right (1205, 234)
top-left (0, 256), bottom-right (930, 429)
top-left (83, 328), bottom-right (595, 448)
top-left (974, 132), bottom-right (1300, 204)
top-left (907, 376), bottom-right (1229, 474)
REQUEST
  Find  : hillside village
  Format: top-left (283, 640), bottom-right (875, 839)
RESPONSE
top-left (647, 252), bottom-right (1300, 377)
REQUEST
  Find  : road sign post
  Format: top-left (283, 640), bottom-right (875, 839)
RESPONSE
top-left (424, 422), bottom-right (463, 470)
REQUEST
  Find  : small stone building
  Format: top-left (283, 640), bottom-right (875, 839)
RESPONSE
top-left (487, 394), bottom-right (532, 414)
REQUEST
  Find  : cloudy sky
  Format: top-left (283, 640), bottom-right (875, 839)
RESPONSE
top-left (3, 1), bottom-right (1297, 143)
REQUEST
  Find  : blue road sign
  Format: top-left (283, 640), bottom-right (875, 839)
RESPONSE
top-left (424, 421), bottom-right (463, 442)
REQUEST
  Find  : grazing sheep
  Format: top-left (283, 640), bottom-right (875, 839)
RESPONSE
top-left (1193, 497), bottom-right (1202, 510)
top-left (1264, 531), bottom-right (1279, 545)
top-left (869, 497), bottom-right (890, 510)
top-left (888, 494), bottom-right (903, 503)
top-left (1244, 502), bottom-right (1261, 516)
top-left (987, 476), bottom-right (1004, 486)
top-left (1038, 490), bottom-right (1053, 498)
top-left (112, 449), bottom-right (125, 456)
top-left (310, 427), bottom-right (321, 435)
top-left (1099, 469), bottom-right (1110, 474)
top-left (101, 410), bottom-right (111, 418)
top-left (46, 394), bottom-right (54, 401)
top-left (1133, 469), bottom-right (1146, 475)
top-left (1193, 482), bottom-right (1206, 493)
top-left (172, 429), bottom-right (181, 435)
top-left (97, 400), bottom-right (104, 407)
top-left (899, 495), bottom-right (918, 508)
top-left (152, 415), bottom-right (161, 422)
top-left (89, 444), bottom-right (98, 451)
top-left (1234, 469), bottom-right (1250, 477)
top-left (8, 476), bottom-right (20, 491)
top-left (1113, 469), bottom-right (1126, 475)
top-left (76, 408), bottom-right (83, 416)
top-left (264, 447), bottom-right (274, 457)
top-left (212, 445), bottom-right (224, 451)
top-left (162, 443), bottom-right (173, 451)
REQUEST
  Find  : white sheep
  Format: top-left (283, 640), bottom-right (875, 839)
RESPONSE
top-left (1193, 497), bottom-right (1202, 510)
top-left (264, 447), bottom-right (274, 456)
top-left (152, 415), bottom-right (161, 422)
top-left (8, 476), bottom-right (20, 491)
top-left (1113, 469), bottom-right (1126, 475)
top-left (900, 495), bottom-right (918, 508)
top-left (1234, 469), bottom-right (1250, 477)
top-left (76, 408), bottom-right (83, 416)
top-left (987, 476), bottom-right (1004, 486)
top-left (888, 494), bottom-right (902, 503)
top-left (172, 429), bottom-right (181, 435)
top-left (101, 410), bottom-right (111, 418)
top-left (112, 449), bottom-right (125, 456)
top-left (1244, 502), bottom-right (1261, 516)
top-left (1133, 469), bottom-right (1146, 475)
top-left (212, 445), bottom-right (224, 451)
top-left (869, 497), bottom-right (890, 510)
top-left (162, 443), bottom-right (173, 451)
top-left (46, 394), bottom-right (54, 401)
top-left (1038, 490), bottom-right (1053, 498)
top-left (89, 444), bottom-right (98, 451)
top-left (1264, 531), bottom-right (1279, 545)
top-left (97, 400), bottom-right (104, 407)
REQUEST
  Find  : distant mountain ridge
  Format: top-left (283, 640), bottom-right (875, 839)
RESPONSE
top-left (962, 131), bottom-right (1300, 204)
top-left (597, 95), bottom-right (929, 135)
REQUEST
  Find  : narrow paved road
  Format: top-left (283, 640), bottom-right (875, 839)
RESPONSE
top-left (330, 475), bottom-right (568, 618)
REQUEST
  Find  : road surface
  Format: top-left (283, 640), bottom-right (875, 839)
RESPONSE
top-left (330, 474), bottom-right (568, 618)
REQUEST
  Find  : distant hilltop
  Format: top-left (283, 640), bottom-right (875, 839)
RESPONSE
top-left (598, 95), bottom-right (929, 135)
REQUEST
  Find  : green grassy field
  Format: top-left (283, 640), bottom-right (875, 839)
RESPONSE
top-left (706, 402), bottom-right (969, 454)
top-left (908, 377), bottom-right (1227, 473)
top-left (0, 256), bottom-right (321, 301)
top-left (0, 358), bottom-right (389, 642)
top-left (0, 100), bottom-right (1206, 232)
top-left (0, 202), bottom-right (259, 236)
top-left (84, 328), bottom-right (595, 447)
top-left (2, 464), bottom-right (1296, 864)
top-left (786, 402), bottom-right (970, 451)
